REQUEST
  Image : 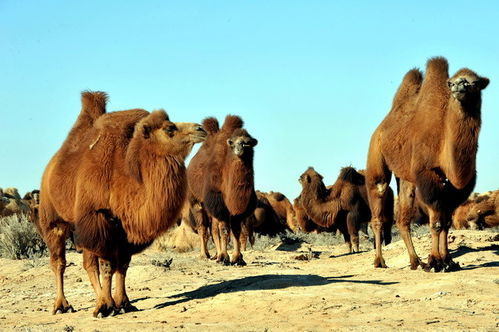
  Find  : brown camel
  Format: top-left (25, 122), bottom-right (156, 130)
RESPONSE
top-left (298, 167), bottom-right (394, 253)
top-left (366, 57), bottom-right (489, 271)
top-left (265, 191), bottom-right (298, 232)
top-left (293, 194), bottom-right (325, 233)
top-left (453, 190), bottom-right (499, 229)
top-left (187, 115), bottom-right (257, 265)
top-left (239, 190), bottom-right (291, 251)
top-left (0, 187), bottom-right (30, 217)
top-left (37, 91), bottom-right (206, 317)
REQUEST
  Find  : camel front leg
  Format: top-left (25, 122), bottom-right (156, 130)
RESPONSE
top-left (94, 258), bottom-right (117, 318)
top-left (47, 223), bottom-right (75, 314)
top-left (113, 253), bottom-right (138, 313)
top-left (346, 212), bottom-right (360, 253)
top-left (424, 209), bottom-right (445, 272)
top-left (439, 219), bottom-right (460, 271)
top-left (230, 219), bottom-right (246, 266)
top-left (212, 218), bottom-right (230, 265)
top-left (396, 180), bottom-right (423, 270)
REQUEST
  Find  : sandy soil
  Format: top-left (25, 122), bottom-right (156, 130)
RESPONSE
top-left (0, 229), bottom-right (498, 332)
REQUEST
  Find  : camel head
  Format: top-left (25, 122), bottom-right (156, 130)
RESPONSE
top-left (226, 128), bottom-right (257, 158)
top-left (447, 69), bottom-right (489, 103)
top-left (298, 167), bottom-right (329, 199)
top-left (136, 110), bottom-right (207, 160)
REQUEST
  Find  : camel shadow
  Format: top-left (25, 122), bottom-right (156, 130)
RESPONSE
top-left (450, 244), bottom-right (499, 259)
top-left (153, 274), bottom-right (398, 309)
top-left (450, 244), bottom-right (499, 270)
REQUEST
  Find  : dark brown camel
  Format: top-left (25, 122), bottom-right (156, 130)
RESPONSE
top-left (453, 190), bottom-right (499, 229)
top-left (187, 115), bottom-right (257, 265)
top-left (265, 191), bottom-right (298, 232)
top-left (298, 167), bottom-right (394, 253)
top-left (366, 57), bottom-right (489, 271)
top-left (37, 91), bottom-right (206, 317)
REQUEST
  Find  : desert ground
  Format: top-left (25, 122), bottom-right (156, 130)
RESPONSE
top-left (0, 228), bottom-right (498, 332)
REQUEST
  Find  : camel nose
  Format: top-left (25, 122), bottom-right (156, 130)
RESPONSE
top-left (196, 126), bottom-right (206, 134)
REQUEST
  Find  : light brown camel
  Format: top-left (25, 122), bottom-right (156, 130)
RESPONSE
top-left (265, 191), bottom-right (298, 232)
top-left (366, 57), bottom-right (489, 271)
top-left (187, 115), bottom-right (257, 265)
top-left (298, 167), bottom-right (394, 253)
top-left (453, 190), bottom-right (499, 229)
top-left (0, 187), bottom-right (30, 217)
top-left (37, 91), bottom-right (206, 317)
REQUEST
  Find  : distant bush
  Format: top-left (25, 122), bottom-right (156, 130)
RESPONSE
top-left (0, 214), bottom-right (47, 259)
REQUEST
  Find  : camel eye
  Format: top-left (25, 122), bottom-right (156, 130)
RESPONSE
top-left (164, 125), bottom-right (177, 134)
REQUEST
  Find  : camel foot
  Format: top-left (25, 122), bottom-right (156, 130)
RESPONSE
top-left (409, 257), bottom-right (424, 270)
top-left (442, 257), bottom-right (461, 272)
top-left (424, 255), bottom-right (444, 272)
top-left (200, 252), bottom-right (211, 260)
top-left (116, 301), bottom-right (138, 314)
top-left (93, 302), bottom-right (118, 318)
top-left (373, 256), bottom-right (387, 268)
top-left (216, 254), bottom-right (230, 266)
top-left (230, 255), bottom-right (247, 266)
top-left (52, 299), bottom-right (75, 315)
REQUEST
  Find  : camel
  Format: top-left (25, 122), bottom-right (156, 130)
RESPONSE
top-left (453, 190), bottom-right (499, 229)
top-left (293, 195), bottom-right (326, 233)
top-left (187, 115), bottom-right (257, 265)
top-left (0, 187), bottom-right (30, 217)
top-left (240, 190), bottom-right (290, 251)
top-left (37, 91), bottom-right (206, 317)
top-left (366, 57), bottom-right (489, 271)
top-left (265, 191), bottom-right (298, 232)
top-left (298, 167), bottom-right (394, 253)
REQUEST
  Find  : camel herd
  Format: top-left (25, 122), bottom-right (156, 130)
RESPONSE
top-left (2, 56), bottom-right (497, 318)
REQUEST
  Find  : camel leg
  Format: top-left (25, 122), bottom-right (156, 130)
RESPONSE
top-left (230, 219), bottom-right (246, 266)
top-left (94, 258), bottom-right (117, 318)
top-left (46, 222), bottom-right (75, 314)
top-left (424, 208), bottom-right (445, 272)
top-left (346, 211), bottom-right (360, 253)
top-left (337, 221), bottom-right (352, 253)
top-left (82, 249), bottom-right (101, 296)
top-left (396, 180), bottom-right (423, 270)
top-left (240, 221), bottom-right (249, 252)
top-left (439, 218), bottom-right (460, 271)
top-left (212, 218), bottom-right (230, 265)
top-left (193, 206), bottom-right (211, 259)
top-left (211, 218), bottom-right (222, 261)
top-left (113, 253), bottom-right (138, 313)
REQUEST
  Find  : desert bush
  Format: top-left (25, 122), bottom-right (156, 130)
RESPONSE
top-left (0, 214), bottom-right (47, 259)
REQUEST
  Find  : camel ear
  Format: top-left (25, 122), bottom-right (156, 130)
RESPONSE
top-left (227, 139), bottom-right (233, 147)
top-left (477, 77), bottom-right (489, 90)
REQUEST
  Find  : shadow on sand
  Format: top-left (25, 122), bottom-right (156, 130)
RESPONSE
top-left (153, 274), bottom-right (398, 309)
top-left (450, 244), bottom-right (499, 270)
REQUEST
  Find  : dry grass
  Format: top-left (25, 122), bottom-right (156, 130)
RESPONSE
top-left (0, 214), bottom-right (47, 259)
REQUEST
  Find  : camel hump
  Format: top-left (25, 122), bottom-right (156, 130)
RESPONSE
top-left (202, 117), bottom-right (220, 134)
top-left (81, 91), bottom-right (108, 121)
top-left (425, 56), bottom-right (449, 79)
top-left (338, 167), bottom-right (365, 185)
top-left (221, 115), bottom-right (244, 132)
top-left (392, 68), bottom-right (423, 107)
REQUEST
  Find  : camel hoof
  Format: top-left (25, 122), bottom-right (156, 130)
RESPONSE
top-left (118, 302), bottom-right (139, 314)
top-left (424, 256), bottom-right (444, 272)
top-left (231, 257), bottom-right (247, 266)
top-left (216, 255), bottom-right (230, 266)
top-left (373, 257), bottom-right (387, 268)
top-left (53, 305), bottom-right (74, 315)
top-left (93, 305), bottom-right (118, 318)
top-left (443, 259), bottom-right (461, 272)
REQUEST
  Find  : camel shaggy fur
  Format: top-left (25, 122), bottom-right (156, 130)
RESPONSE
top-left (298, 167), bottom-right (394, 253)
top-left (38, 91), bottom-right (206, 317)
top-left (366, 57), bottom-right (489, 271)
top-left (187, 115), bottom-right (257, 265)
top-left (453, 190), bottom-right (499, 229)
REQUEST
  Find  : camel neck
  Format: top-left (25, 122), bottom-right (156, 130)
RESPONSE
top-left (222, 155), bottom-right (255, 216)
top-left (441, 97), bottom-right (481, 189)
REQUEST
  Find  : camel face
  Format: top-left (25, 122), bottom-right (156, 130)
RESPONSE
top-left (298, 167), bottom-right (322, 186)
top-left (152, 121), bottom-right (207, 158)
top-left (447, 72), bottom-right (489, 102)
top-left (227, 129), bottom-right (257, 157)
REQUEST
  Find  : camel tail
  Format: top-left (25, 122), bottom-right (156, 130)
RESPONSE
top-left (81, 91), bottom-right (108, 122)
top-left (392, 68), bottom-right (423, 108)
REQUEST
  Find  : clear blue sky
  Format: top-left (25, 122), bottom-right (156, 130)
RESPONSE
top-left (1, 1), bottom-right (498, 201)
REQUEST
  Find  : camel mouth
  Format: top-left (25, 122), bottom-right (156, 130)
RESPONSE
top-left (191, 126), bottom-right (207, 143)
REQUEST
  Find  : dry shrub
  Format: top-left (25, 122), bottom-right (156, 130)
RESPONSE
top-left (0, 214), bottom-right (47, 259)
